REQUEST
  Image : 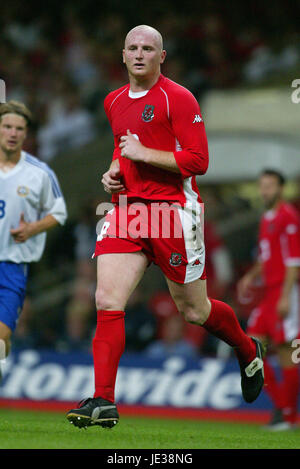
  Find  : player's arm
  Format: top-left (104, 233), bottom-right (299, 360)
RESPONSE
top-left (277, 265), bottom-right (299, 318)
top-left (101, 92), bottom-right (126, 193)
top-left (169, 89), bottom-right (209, 178)
top-left (102, 94), bottom-right (126, 193)
top-left (11, 167), bottom-right (67, 243)
top-left (102, 147), bottom-right (125, 194)
top-left (237, 261), bottom-right (262, 298)
top-left (10, 213), bottom-right (59, 243)
top-left (277, 215), bottom-right (300, 318)
top-left (119, 90), bottom-right (209, 177)
top-left (119, 129), bottom-right (179, 173)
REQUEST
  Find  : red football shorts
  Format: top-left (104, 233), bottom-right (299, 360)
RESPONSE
top-left (246, 283), bottom-right (300, 345)
top-left (94, 201), bottom-right (206, 284)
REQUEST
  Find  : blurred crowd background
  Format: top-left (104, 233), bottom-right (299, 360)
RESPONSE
top-left (1, 0), bottom-right (299, 359)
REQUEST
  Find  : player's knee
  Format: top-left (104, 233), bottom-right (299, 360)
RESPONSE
top-left (183, 308), bottom-right (208, 325)
top-left (181, 300), bottom-right (211, 325)
top-left (95, 288), bottom-right (111, 310)
top-left (95, 287), bottom-right (121, 311)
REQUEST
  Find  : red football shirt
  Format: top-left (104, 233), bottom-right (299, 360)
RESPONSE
top-left (258, 201), bottom-right (300, 287)
top-left (104, 74), bottom-right (209, 205)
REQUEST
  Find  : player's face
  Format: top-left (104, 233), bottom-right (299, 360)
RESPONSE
top-left (123, 30), bottom-right (166, 82)
top-left (259, 175), bottom-right (283, 209)
top-left (0, 113), bottom-right (27, 155)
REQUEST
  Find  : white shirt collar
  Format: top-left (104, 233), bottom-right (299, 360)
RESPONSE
top-left (128, 89), bottom-right (149, 99)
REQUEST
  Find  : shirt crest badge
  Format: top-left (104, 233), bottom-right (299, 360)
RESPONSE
top-left (17, 185), bottom-right (30, 197)
top-left (142, 105), bottom-right (155, 122)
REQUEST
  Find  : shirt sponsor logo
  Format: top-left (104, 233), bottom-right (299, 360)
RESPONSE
top-left (142, 105), bottom-right (155, 122)
top-left (17, 186), bottom-right (30, 197)
top-left (193, 114), bottom-right (202, 123)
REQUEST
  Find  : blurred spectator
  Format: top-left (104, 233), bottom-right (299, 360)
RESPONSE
top-left (59, 277), bottom-right (95, 351)
top-left (0, 2), bottom-right (298, 163)
top-left (148, 290), bottom-right (178, 338)
top-left (56, 198), bottom-right (99, 351)
top-left (37, 91), bottom-right (96, 161)
top-left (62, 22), bottom-right (100, 88)
top-left (291, 175), bottom-right (300, 216)
top-left (205, 219), bottom-right (233, 300)
top-left (73, 198), bottom-right (99, 279)
top-left (11, 297), bottom-right (36, 349)
top-left (125, 289), bottom-right (157, 352)
top-left (145, 314), bottom-right (198, 359)
top-left (243, 39), bottom-right (299, 83)
top-left (3, 17), bottom-right (45, 52)
top-left (148, 291), bottom-right (207, 353)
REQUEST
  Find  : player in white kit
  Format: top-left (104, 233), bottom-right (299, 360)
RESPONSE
top-left (0, 101), bottom-right (67, 367)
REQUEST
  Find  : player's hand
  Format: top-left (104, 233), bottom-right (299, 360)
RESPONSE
top-left (236, 274), bottom-right (254, 299)
top-left (119, 130), bottom-right (146, 162)
top-left (10, 213), bottom-right (33, 243)
top-left (277, 294), bottom-right (290, 318)
top-left (101, 160), bottom-right (125, 194)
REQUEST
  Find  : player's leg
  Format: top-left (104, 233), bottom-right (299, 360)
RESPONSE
top-left (246, 332), bottom-right (286, 430)
top-left (165, 276), bottom-right (265, 403)
top-left (93, 251), bottom-right (148, 399)
top-left (277, 283), bottom-right (300, 427)
top-left (246, 301), bottom-right (286, 429)
top-left (0, 261), bottom-right (28, 347)
top-left (151, 201), bottom-right (264, 403)
top-left (0, 263), bottom-right (27, 381)
top-left (264, 283), bottom-right (300, 429)
top-left (0, 321), bottom-right (12, 382)
top-left (67, 251), bottom-right (148, 428)
top-left (0, 321), bottom-right (12, 358)
top-left (276, 342), bottom-right (300, 428)
top-left (166, 276), bottom-right (256, 363)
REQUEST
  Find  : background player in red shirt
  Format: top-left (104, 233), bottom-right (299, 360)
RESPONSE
top-left (67, 25), bottom-right (265, 429)
top-left (238, 169), bottom-right (300, 430)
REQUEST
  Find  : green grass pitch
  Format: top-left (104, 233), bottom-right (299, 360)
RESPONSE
top-left (0, 409), bottom-right (299, 449)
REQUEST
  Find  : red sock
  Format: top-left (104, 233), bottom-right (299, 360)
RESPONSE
top-left (281, 366), bottom-right (299, 424)
top-left (203, 298), bottom-right (256, 366)
top-left (93, 310), bottom-right (125, 402)
top-left (263, 359), bottom-right (283, 409)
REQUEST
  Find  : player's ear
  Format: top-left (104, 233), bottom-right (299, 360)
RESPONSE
top-left (160, 50), bottom-right (167, 64)
top-left (122, 49), bottom-right (126, 64)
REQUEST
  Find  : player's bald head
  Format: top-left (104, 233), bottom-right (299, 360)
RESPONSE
top-left (125, 25), bottom-right (163, 51)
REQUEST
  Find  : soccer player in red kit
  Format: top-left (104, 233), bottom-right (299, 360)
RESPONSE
top-left (67, 25), bottom-right (265, 429)
top-left (238, 169), bottom-right (300, 430)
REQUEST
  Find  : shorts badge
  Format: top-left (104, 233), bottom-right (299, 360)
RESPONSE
top-left (169, 252), bottom-right (182, 267)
